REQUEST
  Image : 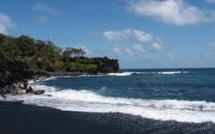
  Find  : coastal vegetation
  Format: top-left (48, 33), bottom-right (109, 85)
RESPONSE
top-left (0, 33), bottom-right (119, 94)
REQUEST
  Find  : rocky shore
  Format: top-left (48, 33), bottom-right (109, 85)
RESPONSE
top-left (0, 55), bottom-right (49, 97)
top-left (0, 71), bottom-right (115, 98)
top-left (0, 75), bottom-right (48, 98)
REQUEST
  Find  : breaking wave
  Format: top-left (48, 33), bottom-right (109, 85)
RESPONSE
top-left (1, 84), bottom-right (215, 123)
top-left (130, 71), bottom-right (188, 75)
top-left (105, 71), bottom-right (188, 76)
top-left (107, 72), bottom-right (133, 76)
top-left (157, 71), bottom-right (188, 75)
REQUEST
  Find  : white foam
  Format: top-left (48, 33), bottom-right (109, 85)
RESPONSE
top-left (2, 84), bottom-right (215, 123)
top-left (133, 72), bottom-right (156, 75)
top-left (27, 76), bottom-right (58, 84)
top-left (122, 71), bottom-right (188, 75)
top-left (31, 84), bottom-right (58, 92)
top-left (158, 71), bottom-right (187, 75)
top-left (44, 71), bottom-right (186, 78)
top-left (28, 80), bottom-right (35, 84)
top-left (41, 76), bottom-right (57, 81)
top-left (57, 72), bottom-right (132, 77)
top-left (58, 76), bottom-right (72, 78)
top-left (107, 72), bottom-right (133, 76)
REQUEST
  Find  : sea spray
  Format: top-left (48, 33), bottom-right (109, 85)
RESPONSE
top-left (2, 84), bottom-right (215, 123)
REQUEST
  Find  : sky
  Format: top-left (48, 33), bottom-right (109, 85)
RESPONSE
top-left (1, 0), bottom-right (215, 69)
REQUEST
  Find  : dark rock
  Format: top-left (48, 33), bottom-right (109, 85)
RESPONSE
top-left (26, 86), bottom-right (33, 94)
top-left (94, 57), bottom-right (119, 73)
top-left (23, 79), bottom-right (28, 89)
top-left (3, 86), bottom-right (14, 94)
top-left (29, 90), bottom-right (45, 95)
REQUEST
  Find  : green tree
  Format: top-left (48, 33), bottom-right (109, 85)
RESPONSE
top-left (63, 47), bottom-right (86, 57)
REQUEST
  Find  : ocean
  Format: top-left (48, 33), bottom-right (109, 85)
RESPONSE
top-left (1, 68), bottom-right (215, 134)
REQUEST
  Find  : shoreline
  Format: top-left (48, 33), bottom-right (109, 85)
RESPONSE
top-left (0, 101), bottom-right (214, 134)
top-left (0, 71), bottom-right (123, 97)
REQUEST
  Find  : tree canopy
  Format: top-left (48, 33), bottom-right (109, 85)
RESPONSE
top-left (0, 33), bottom-right (119, 74)
top-left (63, 47), bottom-right (86, 58)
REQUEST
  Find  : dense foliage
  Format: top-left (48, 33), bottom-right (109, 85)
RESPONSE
top-left (0, 33), bottom-right (119, 76)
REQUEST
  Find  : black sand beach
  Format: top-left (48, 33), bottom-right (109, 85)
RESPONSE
top-left (0, 101), bottom-right (215, 134)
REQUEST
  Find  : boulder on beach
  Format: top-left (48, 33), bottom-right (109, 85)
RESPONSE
top-left (26, 86), bottom-right (45, 95)
top-left (16, 88), bottom-right (26, 94)
top-left (29, 90), bottom-right (45, 95)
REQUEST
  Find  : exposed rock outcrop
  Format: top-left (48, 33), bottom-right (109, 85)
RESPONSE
top-left (1, 81), bottom-right (45, 96)
top-left (94, 57), bottom-right (119, 73)
top-left (0, 53), bottom-right (45, 96)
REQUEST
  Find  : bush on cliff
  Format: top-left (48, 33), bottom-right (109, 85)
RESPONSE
top-left (0, 33), bottom-right (119, 87)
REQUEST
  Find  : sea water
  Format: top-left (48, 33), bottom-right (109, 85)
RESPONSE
top-left (1, 68), bottom-right (215, 125)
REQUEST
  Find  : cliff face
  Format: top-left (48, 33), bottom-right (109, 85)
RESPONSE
top-left (94, 57), bottom-right (119, 73)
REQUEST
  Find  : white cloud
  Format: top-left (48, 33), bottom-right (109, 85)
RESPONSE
top-left (71, 46), bottom-right (93, 57)
top-left (103, 29), bottom-right (132, 40)
top-left (132, 44), bottom-right (148, 52)
top-left (104, 28), bottom-right (153, 42)
top-left (32, 3), bottom-right (59, 14)
top-left (133, 30), bottom-right (153, 42)
top-left (128, 0), bottom-right (213, 26)
top-left (112, 43), bottom-right (150, 56)
top-left (206, 0), bottom-right (215, 3)
top-left (209, 41), bottom-right (215, 47)
top-left (152, 42), bottom-right (162, 51)
top-left (104, 29), bottom-right (163, 56)
top-left (0, 13), bottom-right (14, 34)
top-left (81, 47), bottom-right (93, 55)
top-left (113, 47), bottom-right (122, 55)
top-left (112, 44), bottom-right (123, 55)
top-left (125, 48), bottom-right (134, 55)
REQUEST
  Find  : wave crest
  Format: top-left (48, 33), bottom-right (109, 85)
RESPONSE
top-left (107, 72), bottom-right (133, 76)
top-left (1, 84), bottom-right (215, 123)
